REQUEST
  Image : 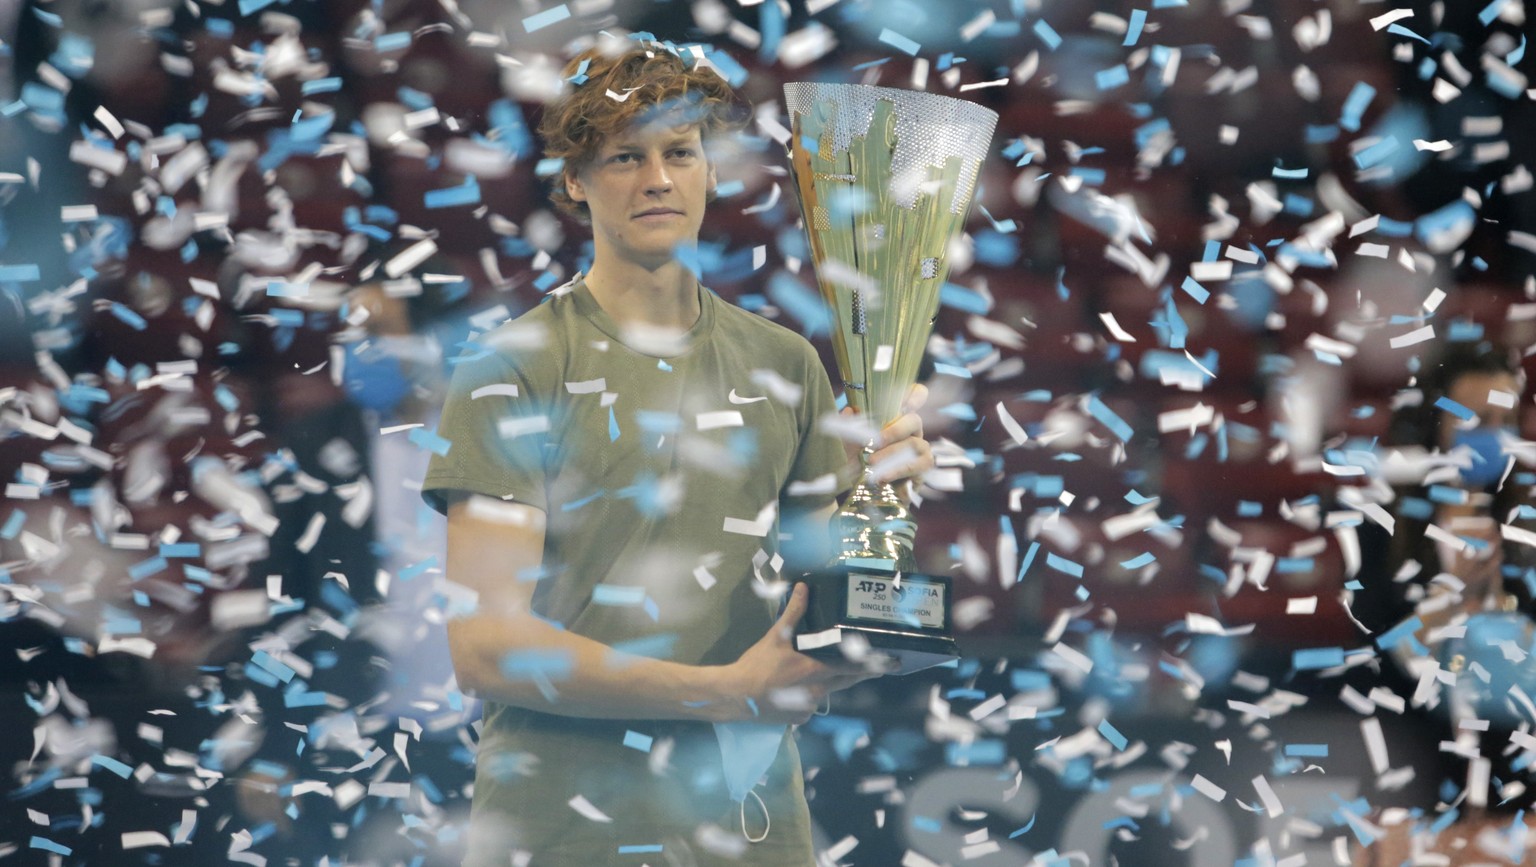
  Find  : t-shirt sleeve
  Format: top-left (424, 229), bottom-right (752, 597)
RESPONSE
top-left (420, 344), bottom-right (553, 516)
top-left (780, 340), bottom-right (854, 513)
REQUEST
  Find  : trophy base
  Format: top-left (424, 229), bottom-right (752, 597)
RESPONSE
top-left (792, 560), bottom-right (959, 676)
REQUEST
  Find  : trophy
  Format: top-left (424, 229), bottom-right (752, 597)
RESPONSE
top-left (782, 82), bottom-right (997, 674)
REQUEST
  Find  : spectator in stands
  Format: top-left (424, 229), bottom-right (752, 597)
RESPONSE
top-left (1353, 339), bottom-right (1536, 864)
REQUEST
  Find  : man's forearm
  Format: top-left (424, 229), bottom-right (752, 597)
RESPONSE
top-left (449, 613), bottom-right (740, 722)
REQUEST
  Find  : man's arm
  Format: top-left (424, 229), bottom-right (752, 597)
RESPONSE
top-left (444, 495), bottom-right (872, 724)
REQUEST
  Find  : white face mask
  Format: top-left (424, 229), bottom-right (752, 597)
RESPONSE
top-left (713, 721), bottom-right (786, 842)
top-left (713, 721), bottom-right (784, 802)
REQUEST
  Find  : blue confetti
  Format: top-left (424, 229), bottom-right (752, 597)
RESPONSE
top-left (1285, 743), bottom-right (1329, 758)
top-left (0, 264), bottom-right (41, 282)
top-left (1095, 65), bottom-right (1130, 90)
top-left (408, 427), bottom-right (453, 457)
top-left (424, 176), bottom-right (481, 209)
top-left (1045, 552), bottom-right (1083, 578)
top-left (1070, 167), bottom-right (1106, 186)
top-left (1098, 719), bottom-right (1128, 750)
top-left (940, 282), bottom-right (991, 315)
top-left (1180, 276), bottom-right (1209, 304)
top-left (759, 0), bottom-right (785, 61)
top-left (1339, 81), bottom-right (1376, 132)
top-left (702, 47), bottom-right (749, 88)
top-left (30, 838), bottom-right (71, 856)
top-left (129, 556), bottom-right (167, 581)
top-left (945, 739), bottom-right (1006, 765)
top-left (1033, 19), bottom-right (1062, 50)
top-left (619, 845), bottom-right (664, 854)
top-left (375, 31), bottom-right (412, 52)
top-left (1415, 199), bottom-right (1475, 248)
top-left (623, 730), bottom-right (654, 752)
top-left (251, 650), bottom-right (296, 683)
top-left (593, 584), bottom-right (646, 606)
top-left (1119, 552), bottom-right (1156, 569)
top-left (878, 28), bottom-right (921, 56)
top-left (1085, 394), bottom-right (1134, 441)
top-left (302, 77), bottom-right (342, 95)
top-left (399, 557), bottom-right (435, 581)
top-left (1479, 0), bottom-right (1510, 25)
top-left (91, 755), bottom-right (133, 778)
top-left (1353, 136), bottom-right (1399, 170)
top-left (1433, 396), bottom-right (1475, 421)
top-left (1123, 9), bottom-right (1147, 45)
top-left (109, 302), bottom-right (147, 331)
top-left (1292, 647), bottom-right (1345, 671)
top-left (1017, 541), bottom-right (1039, 582)
top-left (1387, 23), bottom-right (1430, 44)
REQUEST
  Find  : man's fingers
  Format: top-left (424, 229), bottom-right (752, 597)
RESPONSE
top-left (878, 412), bottom-right (924, 448)
top-left (868, 440), bottom-right (934, 485)
top-left (903, 383), bottom-right (929, 414)
top-left (775, 583), bottom-right (808, 637)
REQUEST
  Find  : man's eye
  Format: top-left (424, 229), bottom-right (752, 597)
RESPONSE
top-left (612, 153), bottom-right (637, 164)
top-left (670, 149), bottom-right (695, 160)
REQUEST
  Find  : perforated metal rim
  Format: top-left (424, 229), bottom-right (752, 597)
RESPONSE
top-left (783, 82), bottom-right (999, 212)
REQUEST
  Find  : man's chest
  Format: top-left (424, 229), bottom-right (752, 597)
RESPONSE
top-left (546, 349), bottom-right (805, 504)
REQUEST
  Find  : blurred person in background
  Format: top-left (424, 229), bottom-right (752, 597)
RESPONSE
top-left (1353, 339), bottom-right (1536, 865)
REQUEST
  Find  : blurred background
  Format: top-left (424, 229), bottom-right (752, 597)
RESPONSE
top-left (1, 0), bottom-right (1534, 864)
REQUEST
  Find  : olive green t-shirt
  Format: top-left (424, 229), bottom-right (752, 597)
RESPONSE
top-left (421, 277), bottom-right (849, 865)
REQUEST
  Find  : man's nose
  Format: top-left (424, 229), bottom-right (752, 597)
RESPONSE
top-left (641, 156), bottom-right (673, 193)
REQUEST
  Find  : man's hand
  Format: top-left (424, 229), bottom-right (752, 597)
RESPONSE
top-left (852, 383), bottom-right (936, 498)
top-left (719, 584), bottom-right (882, 724)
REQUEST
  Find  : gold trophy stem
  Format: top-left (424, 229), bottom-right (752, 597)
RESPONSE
top-left (834, 444), bottom-right (918, 571)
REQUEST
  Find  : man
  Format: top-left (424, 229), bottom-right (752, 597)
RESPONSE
top-left (421, 39), bottom-right (934, 865)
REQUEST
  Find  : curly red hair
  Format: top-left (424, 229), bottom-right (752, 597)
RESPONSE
top-left (537, 43), bottom-right (748, 222)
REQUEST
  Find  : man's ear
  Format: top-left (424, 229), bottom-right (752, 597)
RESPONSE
top-left (565, 170), bottom-right (586, 204)
top-left (706, 162), bottom-right (718, 197)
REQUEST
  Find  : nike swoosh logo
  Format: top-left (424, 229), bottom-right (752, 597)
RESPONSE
top-left (729, 389), bottom-right (767, 404)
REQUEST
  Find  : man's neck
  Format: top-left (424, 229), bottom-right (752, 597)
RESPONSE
top-left (583, 258), bottom-right (702, 331)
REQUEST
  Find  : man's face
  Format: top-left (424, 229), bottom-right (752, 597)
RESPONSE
top-left (1442, 369), bottom-right (1522, 449)
top-left (565, 121), bottom-right (716, 270)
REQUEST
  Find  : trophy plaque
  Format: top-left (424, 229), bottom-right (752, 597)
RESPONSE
top-left (782, 82), bottom-right (997, 675)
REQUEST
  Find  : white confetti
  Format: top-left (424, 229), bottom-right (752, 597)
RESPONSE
top-left (1369, 8), bottom-right (1414, 29)
top-left (696, 410), bottom-right (744, 430)
top-left (1388, 325), bottom-right (1435, 348)
top-left (1251, 775), bottom-right (1284, 817)
top-left (1362, 717), bottom-right (1390, 775)
top-left (1191, 774), bottom-right (1227, 802)
top-left (996, 402), bottom-right (1029, 446)
top-left (1285, 597), bottom-right (1317, 614)
top-left (1098, 312), bottom-right (1137, 342)
top-left (121, 831), bottom-right (171, 849)
top-left (385, 239), bottom-right (438, 278)
top-left (1051, 641), bottom-right (1094, 674)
